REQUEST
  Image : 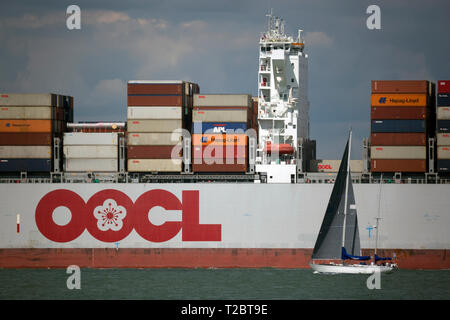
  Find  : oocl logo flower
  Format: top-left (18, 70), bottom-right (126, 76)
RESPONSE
top-left (94, 199), bottom-right (126, 231)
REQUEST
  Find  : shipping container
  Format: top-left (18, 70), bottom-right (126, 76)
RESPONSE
top-left (0, 93), bottom-right (56, 106)
top-left (127, 159), bottom-right (182, 172)
top-left (65, 158), bottom-right (118, 172)
top-left (437, 93), bottom-right (450, 106)
top-left (128, 81), bottom-right (183, 95)
top-left (127, 106), bottom-right (182, 120)
top-left (371, 119), bottom-right (425, 133)
top-left (437, 146), bottom-right (450, 159)
top-left (63, 146), bottom-right (118, 159)
top-left (438, 80), bottom-right (450, 93)
top-left (194, 94), bottom-right (251, 107)
top-left (371, 80), bottom-right (430, 94)
top-left (370, 146), bottom-right (426, 159)
top-left (437, 133), bottom-right (450, 146)
top-left (437, 107), bottom-right (450, 120)
top-left (370, 133), bottom-right (427, 146)
top-left (126, 132), bottom-right (182, 146)
top-left (127, 120), bottom-right (183, 133)
top-left (63, 132), bottom-right (118, 146)
top-left (437, 159), bottom-right (450, 172)
top-left (192, 122), bottom-right (247, 134)
top-left (370, 106), bottom-right (427, 120)
top-left (192, 108), bottom-right (248, 122)
top-left (192, 145), bottom-right (247, 160)
top-left (192, 134), bottom-right (247, 146)
top-left (0, 159), bottom-right (51, 172)
top-left (370, 159), bottom-right (426, 172)
top-left (308, 160), bottom-right (364, 173)
top-left (0, 146), bottom-right (52, 159)
top-left (371, 94), bottom-right (428, 107)
top-left (0, 106), bottom-right (56, 119)
top-left (127, 145), bottom-right (181, 159)
top-left (437, 120), bottom-right (450, 133)
top-left (0, 133), bottom-right (52, 146)
top-left (127, 95), bottom-right (182, 107)
top-left (0, 120), bottom-right (52, 133)
top-left (192, 162), bottom-right (247, 172)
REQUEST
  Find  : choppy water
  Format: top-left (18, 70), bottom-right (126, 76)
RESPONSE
top-left (0, 268), bottom-right (449, 300)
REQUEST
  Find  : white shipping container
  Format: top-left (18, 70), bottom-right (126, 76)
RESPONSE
top-left (63, 145), bottom-right (118, 159)
top-left (192, 109), bottom-right (248, 122)
top-left (308, 160), bottom-right (363, 173)
top-left (437, 107), bottom-right (450, 120)
top-left (0, 146), bottom-right (51, 159)
top-left (127, 159), bottom-right (182, 172)
top-left (127, 106), bottom-right (182, 120)
top-left (0, 106), bottom-right (54, 119)
top-left (370, 146), bottom-right (426, 159)
top-left (65, 158), bottom-right (118, 172)
top-left (127, 132), bottom-right (182, 146)
top-left (437, 133), bottom-right (450, 146)
top-left (127, 120), bottom-right (182, 133)
top-left (194, 94), bottom-right (251, 107)
top-left (63, 132), bottom-right (118, 146)
top-left (0, 94), bottom-right (54, 106)
top-left (437, 146), bottom-right (450, 159)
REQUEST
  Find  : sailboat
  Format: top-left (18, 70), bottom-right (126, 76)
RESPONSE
top-left (309, 129), bottom-right (398, 274)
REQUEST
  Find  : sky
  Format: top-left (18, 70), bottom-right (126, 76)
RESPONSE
top-left (1, 0), bottom-right (449, 159)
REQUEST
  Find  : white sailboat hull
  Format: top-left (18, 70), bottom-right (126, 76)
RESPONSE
top-left (310, 262), bottom-right (398, 274)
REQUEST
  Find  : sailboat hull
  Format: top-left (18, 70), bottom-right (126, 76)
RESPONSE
top-left (309, 262), bottom-right (398, 274)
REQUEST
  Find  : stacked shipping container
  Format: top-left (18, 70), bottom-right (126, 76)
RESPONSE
top-left (192, 94), bottom-right (251, 172)
top-left (0, 93), bottom-right (73, 172)
top-left (126, 81), bottom-right (199, 172)
top-left (370, 80), bottom-right (435, 173)
top-left (437, 80), bottom-right (450, 172)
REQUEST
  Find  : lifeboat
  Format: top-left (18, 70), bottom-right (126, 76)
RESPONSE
top-left (263, 143), bottom-right (294, 155)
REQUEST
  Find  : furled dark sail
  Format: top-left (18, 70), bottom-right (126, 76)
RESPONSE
top-left (311, 140), bottom-right (349, 260)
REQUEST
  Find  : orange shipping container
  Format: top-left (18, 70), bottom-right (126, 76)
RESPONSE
top-left (0, 120), bottom-right (52, 133)
top-left (192, 134), bottom-right (247, 146)
top-left (371, 94), bottom-right (428, 107)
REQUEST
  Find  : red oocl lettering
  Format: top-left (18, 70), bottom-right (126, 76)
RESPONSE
top-left (318, 164), bottom-right (332, 170)
top-left (35, 189), bottom-right (222, 243)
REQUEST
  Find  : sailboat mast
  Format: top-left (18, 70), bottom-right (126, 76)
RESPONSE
top-left (341, 129), bottom-right (352, 252)
top-left (375, 174), bottom-right (383, 255)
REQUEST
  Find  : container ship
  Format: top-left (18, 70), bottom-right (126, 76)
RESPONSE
top-left (0, 12), bottom-right (449, 270)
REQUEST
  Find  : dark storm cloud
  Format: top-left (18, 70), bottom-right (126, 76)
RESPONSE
top-left (1, 0), bottom-right (449, 159)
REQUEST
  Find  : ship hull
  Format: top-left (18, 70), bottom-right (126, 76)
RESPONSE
top-left (0, 183), bottom-right (449, 269)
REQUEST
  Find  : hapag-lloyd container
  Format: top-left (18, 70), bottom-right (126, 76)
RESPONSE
top-left (192, 134), bottom-right (247, 146)
top-left (194, 94), bottom-right (251, 107)
top-left (437, 133), bottom-right (450, 146)
top-left (308, 160), bottom-right (363, 173)
top-left (370, 107), bottom-right (427, 120)
top-left (437, 107), bottom-right (450, 120)
top-left (0, 133), bottom-right (53, 146)
top-left (371, 80), bottom-right (430, 93)
top-left (370, 133), bottom-right (427, 146)
top-left (65, 158), bottom-right (118, 172)
top-left (437, 147), bottom-right (450, 159)
top-left (127, 120), bottom-right (183, 133)
top-left (63, 132), bottom-right (118, 145)
top-left (371, 120), bottom-right (425, 133)
top-left (370, 146), bottom-right (426, 159)
top-left (0, 159), bottom-right (52, 172)
top-left (438, 80), bottom-right (450, 93)
top-left (0, 146), bottom-right (52, 158)
top-left (127, 132), bottom-right (182, 146)
top-left (192, 122), bottom-right (247, 134)
top-left (0, 119), bottom-right (53, 133)
top-left (127, 145), bottom-right (181, 159)
top-left (127, 106), bottom-right (182, 120)
top-left (371, 159), bottom-right (426, 172)
top-left (63, 145), bottom-right (118, 159)
top-left (127, 159), bottom-right (182, 172)
top-left (371, 94), bottom-right (428, 107)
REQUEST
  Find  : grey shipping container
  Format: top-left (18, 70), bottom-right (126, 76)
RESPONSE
top-left (127, 159), bottom-right (182, 172)
top-left (127, 106), bottom-right (182, 120)
top-left (437, 107), bottom-right (450, 120)
top-left (194, 94), bottom-right (251, 107)
top-left (127, 120), bottom-right (183, 133)
top-left (192, 109), bottom-right (248, 122)
top-left (0, 93), bottom-right (55, 106)
top-left (370, 146), bottom-right (426, 159)
top-left (63, 145), bottom-right (118, 159)
top-left (0, 106), bottom-right (55, 119)
top-left (63, 132), bottom-right (118, 146)
top-left (0, 146), bottom-right (52, 159)
top-left (65, 158), bottom-right (118, 172)
top-left (127, 132), bottom-right (182, 146)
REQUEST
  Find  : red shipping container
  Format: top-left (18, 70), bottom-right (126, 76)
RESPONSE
top-left (127, 145), bottom-right (181, 159)
top-left (128, 83), bottom-right (183, 95)
top-left (370, 133), bottom-right (426, 146)
top-left (371, 80), bottom-right (429, 93)
top-left (192, 145), bottom-right (247, 159)
top-left (0, 133), bottom-right (53, 145)
top-left (438, 80), bottom-right (450, 93)
top-left (371, 106), bottom-right (427, 120)
top-left (127, 95), bottom-right (182, 106)
top-left (370, 159), bottom-right (426, 172)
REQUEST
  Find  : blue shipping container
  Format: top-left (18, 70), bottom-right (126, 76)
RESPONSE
top-left (371, 120), bottom-right (426, 133)
top-left (438, 93), bottom-right (450, 106)
top-left (437, 120), bottom-right (450, 133)
top-left (192, 122), bottom-right (247, 134)
top-left (0, 159), bottom-right (51, 172)
top-left (437, 159), bottom-right (450, 172)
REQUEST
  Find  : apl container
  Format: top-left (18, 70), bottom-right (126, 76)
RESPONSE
top-left (0, 146), bottom-right (52, 159)
top-left (370, 146), bottom-right (426, 159)
top-left (370, 133), bottom-right (427, 146)
top-left (127, 106), bottom-right (182, 120)
top-left (371, 120), bottom-right (425, 133)
top-left (371, 94), bottom-right (428, 107)
top-left (371, 80), bottom-right (430, 93)
top-left (192, 122), bottom-right (247, 134)
top-left (0, 159), bottom-right (52, 172)
top-left (0, 133), bottom-right (53, 146)
top-left (371, 107), bottom-right (427, 120)
top-left (127, 159), bottom-right (182, 172)
top-left (127, 132), bottom-right (182, 146)
top-left (370, 159), bottom-right (426, 172)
